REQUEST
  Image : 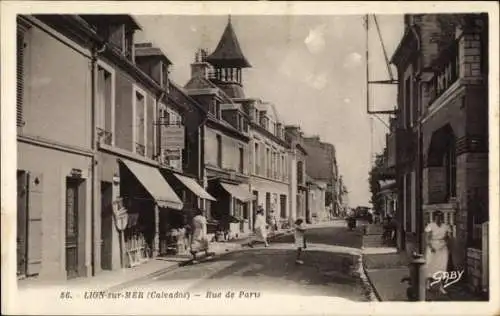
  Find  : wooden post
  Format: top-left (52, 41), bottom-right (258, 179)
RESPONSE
top-left (120, 230), bottom-right (126, 269)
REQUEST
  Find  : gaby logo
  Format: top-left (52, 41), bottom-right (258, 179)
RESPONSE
top-left (430, 270), bottom-right (465, 289)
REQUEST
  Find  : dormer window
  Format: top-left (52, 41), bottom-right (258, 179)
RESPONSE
top-left (80, 15), bottom-right (140, 63)
top-left (161, 62), bottom-right (169, 89)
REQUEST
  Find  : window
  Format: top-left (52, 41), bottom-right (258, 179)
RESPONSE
top-left (161, 62), bottom-right (169, 88)
top-left (216, 102), bottom-right (221, 119)
top-left (444, 139), bottom-right (457, 200)
top-left (254, 143), bottom-right (259, 174)
top-left (239, 147), bottom-right (244, 173)
top-left (404, 77), bottom-right (411, 128)
top-left (266, 148), bottom-right (271, 177)
top-left (96, 64), bottom-right (114, 145)
top-left (297, 161), bottom-right (304, 185)
top-left (216, 134), bottom-right (222, 167)
top-left (281, 155), bottom-right (285, 181)
top-left (133, 87), bottom-right (146, 156)
top-left (209, 100), bottom-right (216, 116)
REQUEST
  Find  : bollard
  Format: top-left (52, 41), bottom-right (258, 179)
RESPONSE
top-left (401, 252), bottom-right (427, 301)
top-left (410, 253), bottom-right (426, 301)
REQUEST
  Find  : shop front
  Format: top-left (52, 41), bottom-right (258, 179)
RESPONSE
top-left (159, 170), bottom-right (216, 255)
top-left (117, 159), bottom-right (183, 267)
top-left (208, 179), bottom-right (255, 240)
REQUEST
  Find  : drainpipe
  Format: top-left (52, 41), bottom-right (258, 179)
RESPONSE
top-left (90, 43), bottom-right (106, 276)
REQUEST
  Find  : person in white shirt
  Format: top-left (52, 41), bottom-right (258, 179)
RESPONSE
top-left (190, 208), bottom-right (209, 263)
top-left (248, 207), bottom-right (269, 247)
top-left (424, 210), bottom-right (452, 294)
top-left (294, 218), bottom-right (307, 264)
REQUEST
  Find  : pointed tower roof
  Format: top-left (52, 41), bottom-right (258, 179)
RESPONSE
top-left (206, 16), bottom-right (251, 68)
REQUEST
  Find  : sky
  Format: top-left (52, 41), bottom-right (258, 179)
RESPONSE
top-left (134, 14), bottom-right (404, 207)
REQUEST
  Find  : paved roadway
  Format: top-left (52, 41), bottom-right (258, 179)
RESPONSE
top-left (128, 222), bottom-right (371, 303)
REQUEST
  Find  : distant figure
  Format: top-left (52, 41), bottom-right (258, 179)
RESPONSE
top-left (190, 208), bottom-right (210, 263)
top-left (248, 207), bottom-right (268, 247)
top-left (294, 218), bottom-right (307, 265)
top-left (425, 210), bottom-right (452, 294)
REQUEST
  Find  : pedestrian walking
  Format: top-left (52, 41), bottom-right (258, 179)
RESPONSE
top-left (248, 207), bottom-right (269, 247)
top-left (424, 210), bottom-right (452, 294)
top-left (294, 218), bottom-right (307, 264)
top-left (190, 208), bottom-right (210, 263)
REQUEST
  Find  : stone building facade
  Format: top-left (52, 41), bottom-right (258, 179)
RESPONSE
top-left (390, 13), bottom-right (489, 293)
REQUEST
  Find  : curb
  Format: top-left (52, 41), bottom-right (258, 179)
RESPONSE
top-left (361, 258), bottom-right (383, 302)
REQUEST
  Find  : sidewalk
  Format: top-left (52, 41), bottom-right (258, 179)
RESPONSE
top-left (362, 250), bottom-right (487, 301)
top-left (17, 241), bottom-right (245, 293)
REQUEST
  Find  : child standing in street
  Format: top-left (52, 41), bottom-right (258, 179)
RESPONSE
top-left (294, 218), bottom-right (306, 264)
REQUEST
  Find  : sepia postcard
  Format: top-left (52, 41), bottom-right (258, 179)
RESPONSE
top-left (1, 1), bottom-right (499, 315)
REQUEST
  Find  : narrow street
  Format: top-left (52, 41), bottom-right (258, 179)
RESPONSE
top-left (127, 223), bottom-right (371, 302)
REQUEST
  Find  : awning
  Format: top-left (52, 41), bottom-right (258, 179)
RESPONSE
top-left (120, 159), bottom-right (183, 210)
top-left (173, 173), bottom-right (216, 201)
top-left (220, 183), bottom-right (255, 202)
top-left (379, 179), bottom-right (397, 191)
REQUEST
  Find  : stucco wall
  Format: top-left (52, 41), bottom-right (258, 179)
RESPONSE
top-left (204, 127), bottom-right (249, 174)
top-left (18, 142), bottom-right (93, 280)
top-left (21, 24), bottom-right (92, 149)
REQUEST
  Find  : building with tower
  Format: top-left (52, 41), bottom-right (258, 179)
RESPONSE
top-left (184, 17), bottom-right (254, 239)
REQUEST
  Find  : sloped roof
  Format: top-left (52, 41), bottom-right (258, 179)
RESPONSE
top-left (206, 17), bottom-right (251, 68)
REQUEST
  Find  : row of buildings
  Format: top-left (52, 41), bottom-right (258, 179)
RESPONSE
top-left (377, 13), bottom-right (489, 294)
top-left (15, 14), bottom-right (347, 281)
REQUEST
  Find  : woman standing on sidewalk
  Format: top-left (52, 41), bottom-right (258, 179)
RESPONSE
top-left (294, 218), bottom-right (307, 265)
top-left (248, 207), bottom-right (269, 247)
top-left (424, 210), bottom-right (452, 294)
top-left (190, 208), bottom-right (210, 263)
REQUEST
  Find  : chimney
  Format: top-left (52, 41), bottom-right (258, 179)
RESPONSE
top-left (191, 48), bottom-right (211, 79)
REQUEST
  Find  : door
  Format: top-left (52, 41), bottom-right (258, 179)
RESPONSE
top-left (101, 182), bottom-right (113, 270)
top-left (65, 178), bottom-right (80, 279)
top-left (17, 171), bottom-right (28, 277)
top-left (265, 192), bottom-right (271, 218)
top-left (280, 195), bottom-right (287, 219)
top-left (252, 191), bottom-right (258, 229)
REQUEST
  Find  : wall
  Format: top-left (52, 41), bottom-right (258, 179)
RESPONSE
top-left (18, 142), bottom-right (93, 280)
top-left (204, 127), bottom-right (249, 174)
top-left (20, 23), bottom-right (92, 148)
top-left (302, 138), bottom-right (336, 183)
top-left (112, 64), bottom-right (157, 158)
top-left (250, 176), bottom-right (289, 219)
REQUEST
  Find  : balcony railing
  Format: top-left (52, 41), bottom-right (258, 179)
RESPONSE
top-left (96, 128), bottom-right (113, 145)
top-left (135, 143), bottom-right (145, 156)
top-left (428, 41), bottom-right (459, 106)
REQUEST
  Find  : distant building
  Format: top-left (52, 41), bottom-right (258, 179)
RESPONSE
top-left (285, 126), bottom-right (309, 223)
top-left (306, 176), bottom-right (328, 223)
top-left (302, 136), bottom-right (341, 217)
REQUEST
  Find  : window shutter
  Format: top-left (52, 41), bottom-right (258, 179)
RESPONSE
top-left (27, 172), bottom-right (43, 276)
top-left (17, 30), bottom-right (25, 127)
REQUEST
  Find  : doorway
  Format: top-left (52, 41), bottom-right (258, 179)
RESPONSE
top-left (65, 177), bottom-right (85, 279)
top-left (252, 191), bottom-right (258, 229)
top-left (101, 181), bottom-right (113, 270)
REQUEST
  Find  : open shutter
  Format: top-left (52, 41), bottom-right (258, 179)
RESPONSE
top-left (16, 28), bottom-right (25, 127)
top-left (17, 171), bottom-right (29, 276)
top-left (27, 172), bottom-right (43, 276)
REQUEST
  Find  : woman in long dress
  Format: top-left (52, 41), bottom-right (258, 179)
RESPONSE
top-left (424, 210), bottom-right (452, 294)
top-left (248, 207), bottom-right (269, 247)
top-left (294, 218), bottom-right (307, 264)
top-left (190, 208), bottom-right (210, 263)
